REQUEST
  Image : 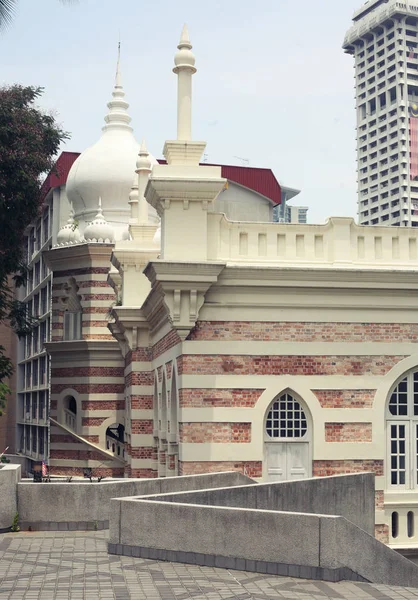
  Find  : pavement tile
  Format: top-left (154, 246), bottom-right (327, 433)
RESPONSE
top-left (1, 531), bottom-right (418, 599)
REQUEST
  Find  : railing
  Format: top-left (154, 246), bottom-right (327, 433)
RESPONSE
top-left (64, 409), bottom-right (76, 431)
top-left (207, 215), bottom-right (418, 268)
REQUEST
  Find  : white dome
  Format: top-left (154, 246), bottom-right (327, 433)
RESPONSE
top-left (55, 209), bottom-right (82, 246)
top-left (66, 66), bottom-right (157, 238)
top-left (83, 200), bottom-right (115, 243)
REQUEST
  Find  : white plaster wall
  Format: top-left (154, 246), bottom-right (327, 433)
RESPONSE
top-left (214, 182), bottom-right (273, 222)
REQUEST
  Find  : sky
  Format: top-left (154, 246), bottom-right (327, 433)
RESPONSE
top-left (0, 0), bottom-right (364, 224)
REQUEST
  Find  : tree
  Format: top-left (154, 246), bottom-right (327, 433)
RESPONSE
top-left (0, 85), bottom-right (69, 414)
top-left (0, 0), bottom-right (76, 29)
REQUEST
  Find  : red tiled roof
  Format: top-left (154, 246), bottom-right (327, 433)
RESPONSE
top-left (42, 152), bottom-right (282, 207)
top-left (157, 160), bottom-right (282, 206)
top-left (39, 151), bottom-right (80, 203)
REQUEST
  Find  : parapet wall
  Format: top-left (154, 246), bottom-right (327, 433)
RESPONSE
top-left (108, 472), bottom-right (418, 587)
top-left (207, 215), bottom-right (418, 268)
top-left (16, 471), bottom-right (252, 530)
top-left (141, 472), bottom-right (374, 535)
top-left (0, 464), bottom-right (21, 531)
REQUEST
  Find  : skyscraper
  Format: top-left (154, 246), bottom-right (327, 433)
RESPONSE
top-left (344, 0), bottom-right (418, 226)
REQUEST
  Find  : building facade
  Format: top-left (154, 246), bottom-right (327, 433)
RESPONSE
top-left (13, 24), bottom-right (418, 551)
top-left (344, 0), bottom-right (418, 226)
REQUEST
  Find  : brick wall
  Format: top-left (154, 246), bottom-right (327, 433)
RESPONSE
top-left (179, 460), bottom-right (262, 478)
top-left (325, 423), bottom-right (373, 442)
top-left (375, 524), bottom-right (389, 544)
top-left (189, 321), bottom-right (418, 342)
top-left (179, 389), bottom-right (263, 408)
top-left (313, 460), bottom-right (383, 477)
top-left (152, 330), bottom-right (181, 359)
top-left (180, 355), bottom-right (404, 376)
top-left (313, 389), bottom-right (376, 408)
top-left (179, 422), bottom-right (251, 443)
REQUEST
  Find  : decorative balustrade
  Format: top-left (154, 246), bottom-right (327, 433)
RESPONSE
top-left (207, 215), bottom-right (418, 269)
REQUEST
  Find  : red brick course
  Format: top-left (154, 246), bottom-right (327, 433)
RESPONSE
top-left (49, 466), bottom-right (124, 477)
top-left (179, 422), bottom-right (251, 443)
top-left (130, 396), bottom-right (153, 410)
top-left (313, 389), bottom-right (376, 408)
top-left (131, 419), bottom-right (153, 434)
top-left (313, 460), bottom-right (383, 477)
top-left (82, 417), bottom-right (108, 427)
top-left (166, 361), bottom-right (173, 380)
top-left (50, 449), bottom-right (111, 461)
top-left (179, 388), bottom-right (263, 408)
top-left (54, 267), bottom-right (110, 278)
top-left (152, 330), bottom-right (181, 360)
top-left (131, 468), bottom-right (157, 478)
top-left (52, 367), bottom-right (124, 378)
top-left (325, 422), bottom-right (372, 442)
top-left (189, 321), bottom-right (418, 343)
top-left (375, 490), bottom-right (384, 510)
top-left (51, 384), bottom-right (124, 394)
top-left (125, 372), bottom-right (153, 387)
top-left (82, 401), bottom-right (125, 411)
top-left (130, 447), bottom-right (154, 459)
top-left (179, 461), bottom-right (262, 478)
top-left (180, 355), bottom-right (404, 376)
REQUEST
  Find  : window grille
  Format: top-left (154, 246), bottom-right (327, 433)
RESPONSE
top-left (387, 371), bottom-right (418, 489)
top-left (266, 393), bottom-right (307, 439)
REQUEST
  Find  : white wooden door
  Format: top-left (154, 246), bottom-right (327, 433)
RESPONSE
top-left (265, 442), bottom-right (310, 481)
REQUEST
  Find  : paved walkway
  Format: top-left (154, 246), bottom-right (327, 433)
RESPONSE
top-left (1, 531), bottom-right (418, 599)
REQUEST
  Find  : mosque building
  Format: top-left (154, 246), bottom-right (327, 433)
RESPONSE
top-left (17, 25), bottom-right (418, 549)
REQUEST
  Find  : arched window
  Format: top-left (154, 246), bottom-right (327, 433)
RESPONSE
top-left (265, 392), bottom-right (308, 439)
top-left (264, 391), bottom-right (311, 481)
top-left (63, 395), bottom-right (77, 431)
top-left (387, 370), bottom-right (418, 489)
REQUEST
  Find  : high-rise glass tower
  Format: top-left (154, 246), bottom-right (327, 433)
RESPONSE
top-left (344, 0), bottom-right (418, 226)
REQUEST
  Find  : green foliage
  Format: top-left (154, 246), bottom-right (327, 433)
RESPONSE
top-left (10, 512), bottom-right (20, 532)
top-left (0, 85), bottom-right (69, 411)
top-left (0, 382), bottom-right (11, 416)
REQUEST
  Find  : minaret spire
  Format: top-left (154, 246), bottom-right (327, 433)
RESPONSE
top-left (115, 40), bottom-right (121, 88)
top-left (103, 41), bottom-right (132, 133)
top-left (173, 23), bottom-right (196, 141)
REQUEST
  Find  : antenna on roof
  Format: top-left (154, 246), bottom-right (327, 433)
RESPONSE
top-left (234, 156), bottom-right (250, 167)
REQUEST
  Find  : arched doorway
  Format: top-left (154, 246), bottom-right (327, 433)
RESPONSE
top-left (63, 395), bottom-right (77, 432)
top-left (264, 391), bottom-right (312, 481)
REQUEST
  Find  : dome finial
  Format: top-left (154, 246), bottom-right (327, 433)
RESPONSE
top-left (55, 201), bottom-right (81, 246)
top-left (103, 41), bottom-right (132, 133)
top-left (115, 39), bottom-right (121, 88)
top-left (179, 24), bottom-right (192, 49)
top-left (83, 197), bottom-right (115, 243)
top-left (173, 24), bottom-right (196, 141)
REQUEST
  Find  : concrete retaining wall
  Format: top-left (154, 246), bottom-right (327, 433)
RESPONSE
top-left (108, 472), bottom-right (418, 587)
top-left (0, 464), bottom-right (21, 531)
top-left (138, 472), bottom-right (374, 535)
top-left (16, 471), bottom-right (252, 530)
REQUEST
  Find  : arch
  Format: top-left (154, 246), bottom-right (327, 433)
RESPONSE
top-left (385, 366), bottom-right (418, 490)
top-left (263, 388), bottom-right (312, 482)
top-left (106, 422), bottom-right (125, 458)
top-left (58, 388), bottom-right (81, 433)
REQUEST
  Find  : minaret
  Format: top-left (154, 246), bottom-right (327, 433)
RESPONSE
top-left (162, 25), bottom-right (206, 166)
top-left (102, 42), bottom-right (133, 133)
top-left (145, 25), bottom-right (226, 261)
top-left (137, 140), bottom-right (152, 225)
top-left (174, 24), bottom-right (196, 141)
